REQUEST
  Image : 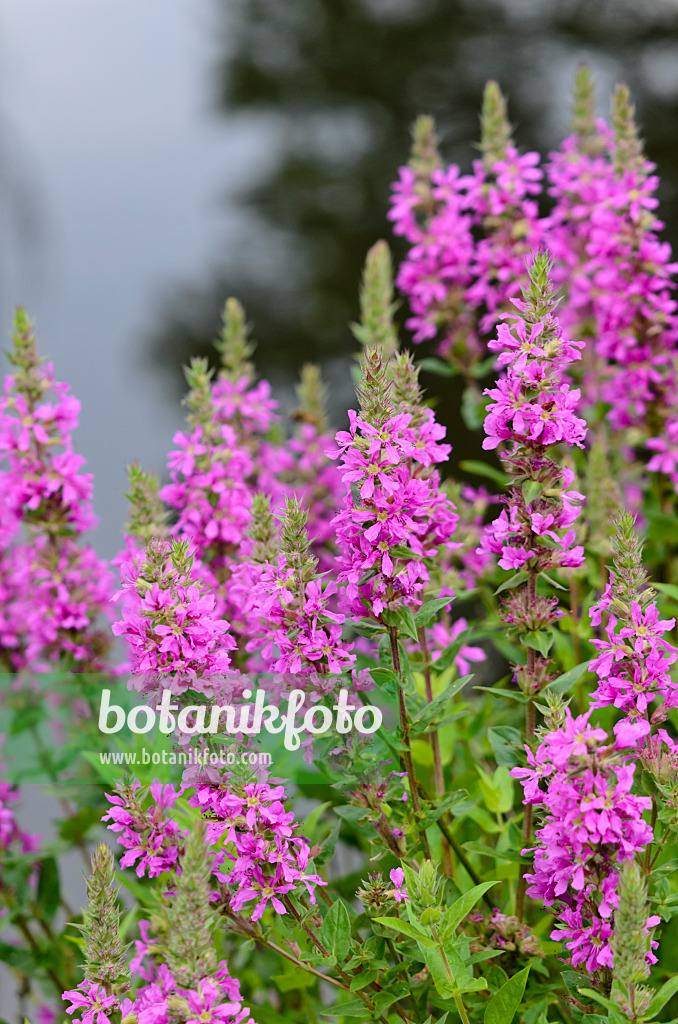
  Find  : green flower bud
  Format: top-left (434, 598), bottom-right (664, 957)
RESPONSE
top-left (78, 844), bottom-right (130, 995)
top-left (216, 297), bottom-right (255, 383)
top-left (357, 347), bottom-right (393, 428)
top-left (248, 492), bottom-right (279, 564)
top-left (351, 241), bottom-right (399, 361)
top-left (612, 860), bottom-right (654, 987)
top-left (612, 83), bottom-right (645, 177)
top-left (280, 495), bottom-right (317, 584)
top-left (480, 81), bottom-right (513, 169)
top-left (294, 363), bottom-right (329, 433)
top-left (125, 463), bottom-right (168, 543)
top-left (160, 820), bottom-right (218, 989)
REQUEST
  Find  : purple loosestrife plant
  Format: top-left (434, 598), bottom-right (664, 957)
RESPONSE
top-left (478, 250), bottom-right (587, 920)
top-left (0, 310), bottom-right (112, 672)
top-left (9, 74), bottom-right (678, 1024)
top-left (511, 711), bottom-right (656, 976)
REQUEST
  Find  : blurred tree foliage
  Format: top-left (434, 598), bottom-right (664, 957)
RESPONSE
top-left (149, 0), bottom-right (678, 440)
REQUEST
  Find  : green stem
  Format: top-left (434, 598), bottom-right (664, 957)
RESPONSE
top-left (419, 626), bottom-right (452, 875)
top-left (516, 584), bottom-right (537, 921)
top-left (431, 923), bottom-right (470, 1024)
top-left (454, 995), bottom-right (472, 1024)
top-left (389, 626), bottom-right (431, 859)
top-left (644, 797), bottom-right (658, 876)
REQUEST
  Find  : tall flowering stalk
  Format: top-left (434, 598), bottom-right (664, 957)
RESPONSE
top-left (389, 82), bottom-right (544, 377)
top-left (589, 512), bottom-right (678, 723)
top-left (64, 832), bottom-right (256, 1024)
top-left (113, 537), bottom-right (235, 684)
top-left (330, 347), bottom-right (458, 620)
top-left (246, 494), bottom-right (356, 678)
top-left (547, 77), bottom-right (678, 466)
top-left (329, 249), bottom-right (460, 843)
top-left (160, 301), bottom-right (342, 645)
top-left (510, 711), bottom-right (656, 976)
top-left (0, 309), bottom-right (112, 671)
top-left (479, 251), bottom-right (587, 916)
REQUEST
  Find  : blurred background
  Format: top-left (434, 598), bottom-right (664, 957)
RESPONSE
top-left (2, 0), bottom-right (678, 559)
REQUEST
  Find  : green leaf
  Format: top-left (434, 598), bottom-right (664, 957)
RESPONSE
top-left (484, 966), bottom-right (531, 1024)
top-left (36, 856), bottom-right (60, 923)
top-left (320, 999), bottom-right (373, 1017)
top-left (411, 675), bottom-right (473, 730)
top-left (646, 976), bottom-right (678, 1019)
top-left (522, 480), bottom-right (542, 506)
top-left (415, 596), bottom-right (452, 627)
top-left (488, 726), bottom-right (522, 768)
top-left (548, 660), bottom-right (591, 694)
top-left (383, 606), bottom-right (419, 642)
top-left (495, 571), bottom-right (529, 595)
top-left (369, 666), bottom-right (398, 695)
top-left (522, 630), bottom-right (553, 657)
top-left (373, 916), bottom-right (434, 947)
top-left (418, 357), bottom-right (457, 377)
top-left (540, 571), bottom-right (567, 591)
top-left (373, 987), bottom-right (409, 1012)
top-left (304, 801), bottom-right (331, 840)
top-left (439, 882), bottom-right (499, 942)
top-left (271, 968), bottom-right (316, 992)
top-left (460, 460), bottom-right (510, 487)
top-left (476, 765), bottom-right (514, 814)
top-left (474, 686), bottom-right (528, 704)
top-left (462, 841), bottom-right (525, 864)
top-left (350, 969), bottom-right (380, 990)
top-left (316, 898), bottom-right (351, 954)
top-left (468, 950), bottom-right (504, 964)
top-left (577, 988), bottom-right (619, 1015)
top-left (654, 583), bottom-right (678, 603)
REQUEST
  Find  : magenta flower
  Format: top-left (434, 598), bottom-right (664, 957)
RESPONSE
top-left (331, 390), bottom-right (458, 619)
top-left (62, 983), bottom-right (118, 1024)
top-left (389, 867), bottom-right (409, 903)
top-left (184, 979), bottom-right (243, 1024)
top-left (113, 541), bottom-right (235, 680)
top-left (512, 714), bottom-right (654, 974)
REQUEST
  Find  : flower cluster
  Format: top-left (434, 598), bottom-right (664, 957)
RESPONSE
top-left (103, 781), bottom-right (187, 878)
top-left (0, 310), bottom-right (112, 671)
top-left (63, 962), bottom-right (254, 1024)
top-left (244, 495), bottom-right (355, 676)
top-left (389, 85), bottom-right (544, 370)
top-left (512, 710), bottom-right (656, 974)
top-left (113, 538), bottom-right (235, 681)
top-left (466, 908), bottom-right (542, 961)
top-left (356, 867), bottom-right (409, 913)
top-left (477, 254), bottom-right (586, 696)
top-left (191, 778), bottom-right (324, 921)
top-left (330, 348), bottom-right (458, 618)
top-left (590, 589), bottom-right (678, 718)
top-left (157, 307), bottom-right (342, 648)
top-left (589, 513), bottom-right (678, 723)
top-left (391, 72), bottom-right (678, 496)
top-left (547, 83), bottom-right (678, 442)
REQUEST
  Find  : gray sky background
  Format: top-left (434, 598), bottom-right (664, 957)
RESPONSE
top-left (0, 0), bottom-right (277, 558)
